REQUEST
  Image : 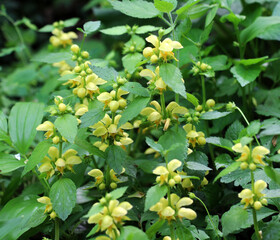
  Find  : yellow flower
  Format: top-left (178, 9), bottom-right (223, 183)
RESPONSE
top-left (232, 143), bottom-right (250, 162)
top-left (252, 146), bottom-right (270, 165)
top-left (183, 124), bottom-right (206, 148)
top-left (254, 180), bottom-right (267, 198)
top-left (36, 121), bottom-right (55, 139)
top-left (50, 28), bottom-right (77, 48)
top-left (140, 66), bottom-right (166, 92)
top-left (238, 189), bottom-right (254, 208)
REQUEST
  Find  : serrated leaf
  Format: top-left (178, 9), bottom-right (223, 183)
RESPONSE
top-left (186, 93), bottom-right (199, 107)
top-left (0, 153), bottom-right (25, 174)
top-left (175, 221), bottom-right (194, 240)
top-left (109, 0), bottom-right (161, 19)
top-left (85, 203), bottom-right (103, 218)
top-left (110, 186), bottom-right (128, 199)
top-left (119, 226), bottom-right (149, 240)
top-left (9, 102), bottom-right (44, 154)
top-left (80, 108), bottom-right (105, 128)
top-left (83, 21), bottom-right (101, 35)
top-left (118, 96), bottom-right (150, 127)
top-left (186, 161), bottom-right (212, 171)
top-left (145, 185), bottom-right (168, 211)
top-left (32, 52), bottom-right (72, 63)
top-left (22, 140), bottom-right (52, 176)
top-left (160, 63), bottom-right (186, 99)
top-left (121, 82), bottom-right (150, 97)
top-left (200, 111), bottom-right (231, 120)
top-left (214, 161), bottom-right (240, 183)
top-left (50, 178), bottom-right (76, 220)
top-left (225, 120), bottom-right (244, 141)
top-left (54, 114), bottom-right (78, 143)
top-left (100, 26), bottom-right (127, 35)
top-left (263, 222), bottom-right (280, 240)
top-left (75, 137), bottom-right (105, 158)
top-left (106, 145), bottom-right (127, 174)
top-left (154, 0), bottom-right (177, 13)
top-left (146, 137), bottom-right (164, 153)
top-left (264, 166), bottom-right (280, 185)
top-left (146, 219), bottom-right (165, 239)
top-left (91, 66), bottom-right (118, 82)
top-left (247, 120), bottom-right (260, 137)
top-left (122, 53), bottom-right (143, 74)
top-left (135, 25), bottom-right (161, 34)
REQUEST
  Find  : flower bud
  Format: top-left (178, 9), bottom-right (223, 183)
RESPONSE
top-left (249, 163), bottom-right (256, 171)
top-left (50, 211), bottom-right (57, 219)
top-left (254, 201), bottom-right (262, 210)
top-left (117, 77), bottom-right (127, 85)
top-left (81, 51), bottom-right (89, 58)
top-left (197, 137), bottom-right (206, 145)
top-left (129, 46), bottom-right (135, 52)
top-left (59, 103), bottom-right (67, 112)
top-left (200, 63), bottom-right (208, 71)
top-left (71, 44), bottom-right (80, 54)
top-left (240, 162), bottom-right (248, 170)
top-left (206, 99), bottom-right (215, 108)
top-left (105, 193), bottom-right (112, 201)
top-left (99, 183), bottom-right (106, 190)
top-left (189, 192), bottom-right (196, 199)
top-left (110, 182), bottom-right (117, 189)
top-left (118, 99), bottom-right (127, 109)
top-left (173, 175), bottom-right (181, 183)
top-left (52, 136), bottom-right (60, 144)
top-left (74, 66), bottom-right (81, 73)
top-left (261, 198), bottom-right (267, 205)
top-left (86, 68), bottom-right (93, 74)
top-left (143, 47), bottom-right (154, 58)
top-left (169, 179), bottom-right (176, 187)
top-left (150, 54), bottom-right (158, 64)
top-left (109, 101), bottom-right (119, 112)
top-left (77, 88), bottom-right (87, 98)
top-left (100, 197), bottom-right (107, 205)
top-left (80, 70), bottom-right (87, 77)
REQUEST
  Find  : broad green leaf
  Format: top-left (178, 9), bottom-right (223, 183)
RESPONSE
top-left (146, 137), bottom-right (164, 153)
top-left (80, 108), bottom-right (105, 128)
top-left (247, 120), bottom-right (260, 137)
top-left (100, 26), bottom-right (127, 35)
top-left (22, 140), bottom-right (52, 176)
top-left (38, 24), bottom-right (54, 32)
top-left (225, 120), bottom-right (244, 141)
top-left (186, 161), bottom-right (212, 171)
top-left (109, 0), bottom-right (161, 19)
top-left (200, 111), bottom-right (231, 120)
top-left (0, 195), bottom-right (46, 239)
top-left (91, 66), bottom-right (118, 82)
top-left (145, 185), bottom-right (168, 211)
top-left (154, 0), bottom-right (177, 13)
top-left (55, 114), bottom-right (78, 143)
top-left (263, 221), bottom-right (280, 240)
top-left (135, 25), bottom-right (161, 34)
top-left (263, 189), bottom-right (280, 198)
top-left (121, 82), bottom-right (150, 97)
top-left (0, 153), bottom-right (25, 174)
top-left (221, 205), bottom-right (249, 236)
top-left (85, 203), bottom-right (103, 218)
top-left (9, 102), bottom-right (44, 154)
top-left (119, 226), bottom-right (149, 240)
top-left (50, 178), bottom-right (77, 220)
top-left (206, 137), bottom-right (233, 151)
top-left (83, 21), bottom-right (101, 35)
top-left (64, 17), bottom-right (79, 27)
top-left (118, 96), bottom-right (150, 127)
top-left (203, 55), bottom-right (230, 71)
top-left (189, 4), bottom-right (212, 20)
top-left (146, 219), bottom-right (165, 239)
top-left (200, 21), bottom-right (213, 44)
top-left (264, 166), bottom-right (280, 185)
top-left (240, 136), bottom-right (253, 146)
top-left (214, 161), bottom-right (240, 183)
top-left (175, 221), bottom-right (194, 240)
top-left (58, 73), bottom-right (78, 81)
top-left (75, 137), bottom-right (105, 158)
top-left (106, 145), bottom-right (127, 174)
top-left (205, 4), bottom-right (219, 27)
top-left (215, 153), bottom-right (233, 170)
top-left (110, 186), bottom-right (128, 199)
top-left (0, 129), bottom-right (12, 146)
top-left (186, 93), bottom-right (199, 107)
top-left (32, 52), bottom-right (72, 63)
top-left (122, 53), bottom-right (143, 74)
top-left (135, 159), bottom-right (160, 173)
top-left (256, 105), bottom-right (280, 119)
top-left (270, 155), bottom-right (280, 163)
top-left (160, 63), bottom-right (186, 99)
top-left (239, 56), bottom-right (268, 66)
top-left (0, 111), bottom-right (7, 132)
top-left (176, 0), bottom-right (201, 20)
top-left (230, 64), bottom-right (262, 87)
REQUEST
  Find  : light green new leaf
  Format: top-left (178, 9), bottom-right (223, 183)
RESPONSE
top-left (84, 203), bottom-right (103, 218)
top-left (264, 166), bottom-right (280, 185)
top-left (122, 52), bottom-right (143, 74)
top-left (146, 219), bottom-right (165, 239)
top-left (186, 161), bottom-right (212, 171)
top-left (0, 153), bottom-right (25, 174)
top-left (146, 137), bottom-right (164, 153)
top-left (0, 111), bottom-right (7, 132)
top-left (214, 161), bottom-right (240, 183)
top-left (64, 17), bottom-right (79, 27)
top-left (154, 0), bottom-right (177, 13)
top-left (200, 111), bottom-right (231, 120)
top-left (186, 93), bottom-right (199, 107)
top-left (119, 226), bottom-right (149, 240)
top-left (50, 178), bottom-right (77, 220)
top-left (83, 21), bottom-right (101, 35)
top-left (32, 52), bottom-right (72, 63)
top-left (106, 145), bottom-right (127, 174)
top-left (160, 63), bottom-right (186, 99)
top-left (136, 25), bottom-right (161, 34)
top-left (121, 82), bottom-right (150, 97)
top-left (239, 56), bottom-right (268, 66)
top-left (206, 137), bottom-right (233, 152)
top-left (110, 186), bottom-right (128, 199)
top-left (109, 0), bottom-right (161, 19)
top-left (22, 140), bottom-right (52, 176)
top-left (9, 102), bottom-right (44, 154)
top-left (55, 114), bottom-right (78, 143)
top-left (100, 26), bottom-right (127, 35)
top-left (80, 106), bottom-right (105, 128)
top-left (145, 185), bottom-right (168, 211)
top-left (205, 4), bottom-right (219, 27)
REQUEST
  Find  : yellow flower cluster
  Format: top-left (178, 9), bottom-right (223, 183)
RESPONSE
top-left (38, 146), bottom-right (82, 178)
top-left (232, 143), bottom-right (270, 170)
top-left (91, 114), bottom-right (133, 151)
top-left (183, 124), bottom-right (206, 148)
top-left (179, 170), bottom-right (209, 191)
top-left (88, 168), bottom-right (125, 190)
top-left (37, 196), bottom-right (57, 219)
top-left (140, 66), bottom-right (166, 92)
top-left (49, 27), bottom-right (77, 48)
top-left (150, 193), bottom-right (197, 222)
top-left (88, 196), bottom-right (132, 240)
top-left (141, 101), bottom-right (188, 130)
top-left (143, 35), bottom-right (183, 63)
top-left (238, 180), bottom-right (268, 210)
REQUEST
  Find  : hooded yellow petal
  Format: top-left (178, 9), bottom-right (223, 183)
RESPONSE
top-left (153, 166), bottom-right (169, 175)
top-left (140, 69), bottom-right (156, 79)
top-left (88, 169), bottom-right (103, 177)
top-left (167, 159), bottom-right (182, 172)
top-left (146, 35), bottom-right (159, 48)
top-left (178, 208), bottom-right (197, 220)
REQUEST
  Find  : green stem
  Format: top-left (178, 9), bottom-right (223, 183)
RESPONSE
top-left (159, 15), bottom-right (172, 27)
top-left (55, 218), bottom-right (60, 240)
top-left (32, 169), bottom-right (50, 193)
top-left (160, 93), bottom-right (166, 118)
top-left (194, 195), bottom-right (220, 240)
top-left (59, 142), bottom-right (63, 158)
top-left (167, 186), bottom-right (171, 207)
top-left (169, 221), bottom-right (176, 240)
top-left (80, 34), bottom-right (87, 51)
top-left (105, 165), bottom-right (111, 189)
top-left (205, 122), bottom-right (216, 171)
top-left (201, 75), bottom-right (206, 110)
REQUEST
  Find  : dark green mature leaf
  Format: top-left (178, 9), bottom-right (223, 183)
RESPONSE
top-left (0, 153), bottom-right (25, 174)
top-left (145, 185), bottom-right (168, 211)
top-left (230, 64), bottom-right (262, 87)
top-left (206, 137), bottom-right (233, 151)
top-left (203, 55), bottom-right (229, 71)
top-left (100, 26), bottom-right (127, 35)
top-left (75, 137), bottom-right (105, 158)
top-left (200, 111), bottom-right (231, 120)
top-left (221, 205), bottom-right (249, 236)
top-left (50, 178), bottom-right (77, 220)
top-left (0, 195), bottom-right (46, 239)
top-left (121, 82), bottom-right (150, 97)
top-left (146, 137), bottom-right (164, 153)
top-left (32, 52), bottom-right (72, 63)
top-left (263, 222), bottom-right (280, 240)
top-left (214, 161), bottom-right (240, 183)
top-left (106, 145), bottom-right (127, 174)
top-left (264, 166), bottom-right (280, 185)
top-left (83, 21), bottom-right (101, 35)
top-left (109, 0), bottom-right (161, 19)
top-left (256, 105), bottom-right (280, 119)
top-left (135, 159), bottom-right (159, 173)
top-left (205, 4), bottom-right (219, 27)
top-left (175, 221), bottom-right (194, 240)
top-left (9, 102), bottom-right (44, 154)
top-left (110, 186), bottom-right (128, 199)
top-left (154, 0), bottom-right (177, 13)
top-left (186, 161), bottom-right (212, 171)
top-left (247, 120), bottom-right (260, 137)
top-left (0, 111), bottom-right (7, 132)
top-left (22, 140), bottom-right (52, 176)
top-left (118, 96), bottom-right (150, 127)
top-left (160, 63), bottom-right (187, 99)
top-left (225, 120), bottom-right (244, 141)
top-left (91, 66), bottom-right (118, 81)
top-left (122, 53), bottom-right (143, 74)
top-left (119, 226), bottom-right (149, 240)
top-left (80, 108), bottom-right (105, 128)
top-left (55, 114), bottom-right (78, 143)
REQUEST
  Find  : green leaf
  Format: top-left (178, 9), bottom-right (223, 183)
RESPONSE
top-left (86, 225), bottom-right (99, 238)
top-left (256, 105), bottom-right (280, 119)
top-left (146, 137), bottom-right (164, 153)
top-left (186, 161), bottom-right (212, 171)
top-left (100, 26), bottom-right (127, 35)
top-left (240, 136), bottom-right (253, 146)
top-left (122, 53), bottom-right (143, 74)
top-left (109, 0), bottom-right (161, 19)
top-left (225, 120), bottom-right (244, 141)
top-left (247, 120), bottom-right (260, 137)
top-left (121, 82), bottom-right (150, 97)
top-left (0, 153), bottom-right (25, 174)
top-left (50, 178), bottom-right (77, 220)
top-left (154, 0), bottom-right (177, 13)
top-left (200, 111), bottom-right (231, 120)
top-left (55, 114), bottom-right (78, 143)
top-left (239, 56), bottom-right (269, 66)
top-left (83, 21), bottom-right (101, 35)
top-left (146, 219), bottom-right (165, 239)
top-left (205, 4), bottom-right (219, 27)
top-left (203, 55), bottom-right (230, 71)
top-left (186, 93), bottom-right (199, 107)
top-left (206, 137), bottom-right (233, 152)
top-left (263, 221), bottom-right (280, 240)
top-left (58, 73), bottom-right (78, 81)
top-left (22, 140), bottom-right (52, 176)
top-left (75, 137), bottom-right (105, 158)
top-left (80, 108), bottom-right (105, 128)
top-left (200, 21), bottom-right (213, 44)
top-left (85, 203), bottom-right (103, 218)
top-left (264, 166), bottom-right (280, 185)
top-left (0, 111), bottom-right (7, 132)
top-left (38, 24), bottom-right (54, 32)
top-left (160, 63), bottom-right (186, 99)
top-left (91, 66), bottom-right (118, 82)
top-left (110, 186), bottom-right (128, 199)
top-left (221, 205), bottom-right (249, 236)
top-left (119, 226), bottom-right (149, 240)
top-left (263, 189), bottom-right (280, 198)
top-left (230, 64), bottom-right (262, 87)
top-left (214, 161), bottom-right (240, 183)
top-left (135, 25), bottom-right (161, 34)
top-left (64, 17), bottom-right (79, 27)
top-left (9, 102), bottom-right (44, 154)
top-left (176, 0), bottom-right (201, 20)
top-left (118, 96), bottom-right (150, 127)
top-left (0, 195), bottom-right (46, 239)
top-left (135, 159), bottom-right (159, 173)
top-left (145, 185), bottom-right (168, 211)
top-left (106, 145), bottom-right (127, 174)
top-left (32, 52), bottom-right (72, 63)
top-left (175, 221), bottom-right (194, 240)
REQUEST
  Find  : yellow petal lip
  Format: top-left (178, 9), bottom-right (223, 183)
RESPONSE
top-left (167, 159), bottom-right (182, 172)
top-left (176, 197), bottom-right (193, 208)
top-left (232, 143), bottom-right (250, 154)
top-left (252, 146), bottom-right (270, 156)
top-left (146, 35), bottom-right (159, 48)
top-left (187, 130), bottom-right (199, 138)
top-left (161, 206), bottom-right (175, 217)
top-left (178, 208), bottom-right (197, 220)
top-left (153, 166), bottom-right (169, 175)
top-left (171, 40), bottom-right (183, 49)
top-left (140, 69), bottom-right (155, 79)
top-left (37, 196), bottom-right (51, 204)
top-left (88, 169), bottom-right (103, 177)
top-left (66, 156), bottom-right (82, 165)
top-left (238, 189), bottom-right (253, 199)
top-left (254, 180), bottom-right (267, 193)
